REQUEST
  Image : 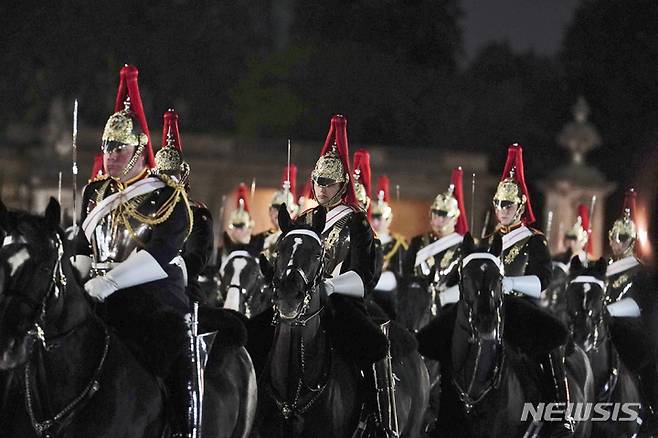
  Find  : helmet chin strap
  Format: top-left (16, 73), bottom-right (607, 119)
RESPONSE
top-left (511, 201), bottom-right (526, 224)
top-left (314, 181), bottom-right (347, 209)
top-left (120, 143), bottom-right (145, 178)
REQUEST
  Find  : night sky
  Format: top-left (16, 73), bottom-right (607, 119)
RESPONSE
top-left (462, 0), bottom-right (580, 60)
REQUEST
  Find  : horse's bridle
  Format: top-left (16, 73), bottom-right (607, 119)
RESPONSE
top-left (453, 253), bottom-right (506, 414)
top-left (2, 231), bottom-right (66, 350)
top-left (3, 230), bottom-right (110, 437)
top-left (568, 275), bottom-right (607, 353)
top-left (220, 251), bottom-right (262, 316)
top-left (271, 229), bottom-right (325, 327)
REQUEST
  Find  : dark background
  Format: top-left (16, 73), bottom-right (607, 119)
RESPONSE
top-left (1, 0), bottom-right (656, 252)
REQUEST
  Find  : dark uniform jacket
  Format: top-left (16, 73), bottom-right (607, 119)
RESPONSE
top-left (493, 224), bottom-right (552, 290)
top-left (404, 232), bottom-right (463, 289)
top-left (76, 173), bottom-right (192, 308)
top-left (299, 204), bottom-right (378, 294)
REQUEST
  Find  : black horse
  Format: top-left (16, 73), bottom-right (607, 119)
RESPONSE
top-left (425, 233), bottom-right (593, 438)
top-left (395, 279), bottom-right (439, 333)
top-left (216, 249), bottom-right (271, 318)
top-left (566, 257), bottom-right (641, 437)
top-left (253, 207), bottom-right (429, 437)
top-left (0, 199), bottom-right (256, 438)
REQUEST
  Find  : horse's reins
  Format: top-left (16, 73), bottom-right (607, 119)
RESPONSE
top-left (10, 231), bottom-right (110, 437)
top-left (453, 253), bottom-right (506, 414)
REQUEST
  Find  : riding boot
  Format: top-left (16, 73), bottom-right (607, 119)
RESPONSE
top-left (540, 347), bottom-right (575, 437)
top-left (169, 311), bottom-right (202, 438)
top-left (371, 321), bottom-right (399, 438)
top-left (638, 363), bottom-right (658, 435)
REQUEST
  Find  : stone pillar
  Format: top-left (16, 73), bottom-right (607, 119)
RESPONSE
top-left (540, 97), bottom-right (615, 258)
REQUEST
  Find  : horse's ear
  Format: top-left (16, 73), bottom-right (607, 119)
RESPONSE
top-left (462, 232), bottom-right (475, 255)
top-left (278, 204), bottom-right (293, 235)
top-left (489, 234), bottom-right (503, 257)
top-left (593, 257), bottom-right (607, 279)
top-left (44, 197), bottom-right (61, 229)
top-left (259, 253), bottom-right (274, 284)
top-left (570, 255), bottom-right (584, 275)
top-left (311, 207), bottom-right (326, 236)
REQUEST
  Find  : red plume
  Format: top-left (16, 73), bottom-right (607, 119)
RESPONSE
top-left (376, 176), bottom-right (390, 202)
top-left (281, 165), bottom-right (298, 201)
top-left (500, 143), bottom-right (535, 224)
top-left (451, 167), bottom-right (469, 235)
top-left (622, 188), bottom-right (637, 221)
top-left (302, 179), bottom-right (313, 200)
top-left (113, 65), bottom-right (155, 168)
top-left (577, 203), bottom-right (593, 255)
top-left (318, 115), bottom-right (358, 207)
top-left (161, 109), bottom-right (184, 153)
top-left (352, 149), bottom-right (372, 198)
top-left (236, 183), bottom-right (250, 212)
top-left (90, 153), bottom-right (104, 179)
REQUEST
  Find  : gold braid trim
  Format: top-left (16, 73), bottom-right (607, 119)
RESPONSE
top-left (383, 233), bottom-right (408, 262)
top-left (98, 174), bottom-right (194, 247)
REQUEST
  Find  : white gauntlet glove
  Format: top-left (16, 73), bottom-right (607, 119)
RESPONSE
top-left (501, 275), bottom-right (541, 298)
top-left (438, 284), bottom-right (460, 306)
top-left (606, 297), bottom-right (641, 317)
top-left (323, 271), bottom-right (364, 298)
top-left (84, 250), bottom-right (167, 302)
top-left (84, 275), bottom-right (118, 302)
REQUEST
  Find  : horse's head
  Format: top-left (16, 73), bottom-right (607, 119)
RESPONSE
top-left (0, 198), bottom-right (64, 369)
top-left (459, 233), bottom-right (505, 341)
top-left (565, 257), bottom-right (608, 352)
top-left (219, 249), bottom-right (262, 315)
top-left (261, 205), bottom-right (325, 323)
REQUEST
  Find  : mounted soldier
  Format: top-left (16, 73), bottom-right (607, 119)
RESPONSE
top-left (546, 203), bottom-right (594, 314)
top-left (404, 167), bottom-right (468, 313)
top-left (553, 203), bottom-right (593, 273)
top-left (157, 109), bottom-right (214, 305)
top-left (371, 176), bottom-right (408, 319)
top-left (488, 143), bottom-right (574, 435)
top-left (218, 183), bottom-right (257, 262)
top-left (604, 188), bottom-right (658, 434)
top-left (253, 164), bottom-right (299, 262)
top-left (72, 65), bottom-right (197, 438)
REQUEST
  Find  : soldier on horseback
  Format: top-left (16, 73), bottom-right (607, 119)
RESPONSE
top-left (547, 204), bottom-right (593, 312)
top-left (489, 143), bottom-right (574, 436)
top-left (253, 165), bottom-right (299, 262)
top-left (371, 176), bottom-right (408, 319)
top-left (555, 204), bottom-right (593, 270)
top-left (158, 109), bottom-right (214, 306)
top-left (292, 114), bottom-right (397, 436)
top-left (604, 188), bottom-right (658, 433)
top-left (72, 65), bottom-right (197, 438)
top-left (404, 167), bottom-right (468, 312)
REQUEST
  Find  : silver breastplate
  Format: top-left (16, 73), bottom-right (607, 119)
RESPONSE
top-left (90, 190), bottom-right (162, 263)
